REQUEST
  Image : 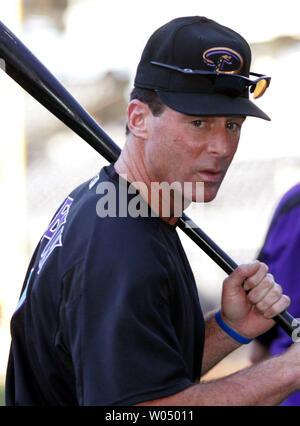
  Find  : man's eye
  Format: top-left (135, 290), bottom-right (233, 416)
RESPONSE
top-left (192, 120), bottom-right (206, 128)
top-left (226, 122), bottom-right (241, 132)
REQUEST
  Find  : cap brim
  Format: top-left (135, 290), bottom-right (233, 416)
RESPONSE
top-left (156, 90), bottom-right (271, 121)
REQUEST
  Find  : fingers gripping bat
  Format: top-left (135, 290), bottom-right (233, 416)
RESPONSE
top-left (0, 20), bottom-right (298, 338)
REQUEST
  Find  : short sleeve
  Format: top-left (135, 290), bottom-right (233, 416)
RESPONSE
top-left (62, 217), bottom-right (193, 406)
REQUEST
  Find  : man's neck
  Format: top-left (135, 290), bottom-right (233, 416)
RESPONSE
top-left (114, 141), bottom-right (184, 226)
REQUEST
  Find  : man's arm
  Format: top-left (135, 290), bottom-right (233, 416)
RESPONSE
top-left (250, 340), bottom-right (271, 364)
top-left (136, 314), bottom-right (296, 406)
top-left (136, 351), bottom-right (297, 406)
top-left (136, 261), bottom-right (298, 405)
top-left (200, 310), bottom-right (241, 376)
top-left (202, 261), bottom-right (288, 375)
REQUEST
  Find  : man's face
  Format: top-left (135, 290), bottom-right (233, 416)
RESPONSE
top-left (144, 106), bottom-right (245, 203)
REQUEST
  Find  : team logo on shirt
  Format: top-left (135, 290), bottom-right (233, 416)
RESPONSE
top-left (202, 47), bottom-right (244, 74)
top-left (38, 196), bottom-right (73, 274)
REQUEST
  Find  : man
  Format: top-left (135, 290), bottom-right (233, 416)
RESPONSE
top-left (5, 16), bottom-right (299, 406)
top-left (250, 183), bottom-right (300, 406)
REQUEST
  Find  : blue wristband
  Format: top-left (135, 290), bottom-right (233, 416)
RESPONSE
top-left (214, 310), bottom-right (253, 344)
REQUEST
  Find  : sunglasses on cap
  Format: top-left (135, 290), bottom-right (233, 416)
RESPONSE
top-left (151, 61), bottom-right (271, 99)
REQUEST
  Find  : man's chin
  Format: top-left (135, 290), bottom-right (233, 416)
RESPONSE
top-left (189, 186), bottom-right (220, 203)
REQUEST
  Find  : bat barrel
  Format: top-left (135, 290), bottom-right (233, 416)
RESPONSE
top-left (0, 20), bottom-right (121, 163)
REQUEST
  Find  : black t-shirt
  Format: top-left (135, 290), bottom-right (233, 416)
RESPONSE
top-left (6, 164), bottom-right (205, 406)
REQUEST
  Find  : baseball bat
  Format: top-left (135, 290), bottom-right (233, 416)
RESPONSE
top-left (0, 20), bottom-right (297, 339)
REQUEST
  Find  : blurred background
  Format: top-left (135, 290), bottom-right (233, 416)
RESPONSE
top-left (1, 0), bottom-right (300, 403)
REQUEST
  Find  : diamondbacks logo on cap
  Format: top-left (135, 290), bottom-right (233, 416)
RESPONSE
top-left (203, 47), bottom-right (244, 74)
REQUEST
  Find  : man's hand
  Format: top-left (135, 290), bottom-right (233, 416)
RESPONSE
top-left (220, 261), bottom-right (291, 339)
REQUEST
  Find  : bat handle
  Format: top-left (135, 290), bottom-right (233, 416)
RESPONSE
top-left (275, 310), bottom-right (299, 340)
top-left (178, 213), bottom-right (300, 339)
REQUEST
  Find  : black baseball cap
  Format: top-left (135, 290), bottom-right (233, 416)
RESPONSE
top-left (134, 16), bottom-right (271, 121)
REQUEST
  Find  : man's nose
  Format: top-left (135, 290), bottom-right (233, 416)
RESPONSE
top-left (206, 129), bottom-right (231, 157)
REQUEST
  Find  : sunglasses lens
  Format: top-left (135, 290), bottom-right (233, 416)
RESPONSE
top-left (253, 79), bottom-right (268, 99)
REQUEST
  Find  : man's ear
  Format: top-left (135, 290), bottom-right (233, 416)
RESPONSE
top-left (127, 99), bottom-right (151, 139)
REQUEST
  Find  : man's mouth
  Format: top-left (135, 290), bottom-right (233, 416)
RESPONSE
top-left (197, 169), bottom-right (223, 183)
